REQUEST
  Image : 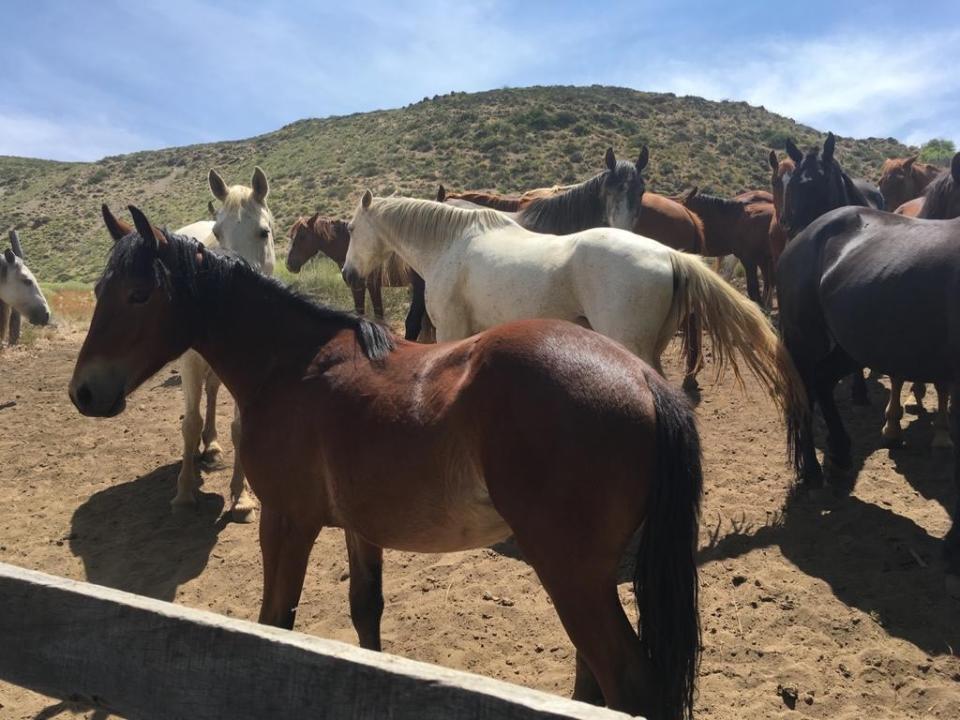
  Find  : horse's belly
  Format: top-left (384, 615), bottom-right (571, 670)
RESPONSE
top-left (349, 461), bottom-right (512, 554)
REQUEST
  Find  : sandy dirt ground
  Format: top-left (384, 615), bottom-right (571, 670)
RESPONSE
top-left (0, 323), bottom-right (958, 720)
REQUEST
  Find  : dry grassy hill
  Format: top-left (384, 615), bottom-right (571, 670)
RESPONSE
top-left (0, 85), bottom-right (912, 282)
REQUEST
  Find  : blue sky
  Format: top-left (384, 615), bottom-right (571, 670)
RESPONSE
top-left (2, 0), bottom-right (959, 161)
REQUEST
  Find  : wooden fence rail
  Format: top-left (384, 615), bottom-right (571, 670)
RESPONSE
top-left (0, 563), bottom-right (633, 720)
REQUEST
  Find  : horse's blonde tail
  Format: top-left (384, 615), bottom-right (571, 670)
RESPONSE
top-left (669, 252), bottom-right (805, 413)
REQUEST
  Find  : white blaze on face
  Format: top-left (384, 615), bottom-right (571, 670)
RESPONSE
top-left (606, 194), bottom-right (635, 231)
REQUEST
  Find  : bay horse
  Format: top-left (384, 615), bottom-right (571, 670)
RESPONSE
top-left (776, 201), bottom-right (960, 591)
top-left (676, 188), bottom-right (778, 307)
top-left (102, 167), bottom-right (275, 522)
top-left (70, 206), bottom-right (703, 719)
top-left (879, 155), bottom-right (942, 212)
top-left (286, 213), bottom-right (428, 341)
top-left (0, 248), bottom-right (51, 338)
top-left (344, 193), bottom-right (803, 414)
top-left (782, 133), bottom-right (884, 405)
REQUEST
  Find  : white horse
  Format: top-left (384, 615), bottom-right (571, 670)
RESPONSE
top-left (343, 193), bottom-right (801, 407)
top-left (176, 168), bottom-right (276, 522)
top-left (0, 248), bottom-right (51, 338)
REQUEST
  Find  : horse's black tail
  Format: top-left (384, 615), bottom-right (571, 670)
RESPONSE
top-left (635, 373), bottom-right (702, 720)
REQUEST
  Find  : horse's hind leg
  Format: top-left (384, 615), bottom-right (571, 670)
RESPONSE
top-left (882, 377), bottom-right (905, 447)
top-left (174, 357), bottom-right (205, 510)
top-left (200, 372), bottom-right (224, 467)
top-left (945, 385), bottom-right (960, 594)
top-left (851, 370), bottom-right (870, 406)
top-left (345, 530), bottom-right (384, 651)
top-left (227, 409), bottom-right (258, 523)
top-left (682, 313), bottom-right (701, 393)
top-left (743, 260), bottom-right (762, 305)
top-left (932, 383), bottom-right (953, 449)
top-left (759, 257), bottom-right (775, 309)
top-left (816, 348), bottom-right (858, 479)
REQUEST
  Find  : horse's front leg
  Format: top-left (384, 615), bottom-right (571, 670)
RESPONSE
top-left (881, 377), bottom-right (905, 447)
top-left (228, 409), bottom-right (258, 523)
top-left (345, 530), bottom-right (384, 651)
top-left (200, 372), bottom-right (224, 467)
top-left (258, 507), bottom-right (322, 629)
top-left (367, 278), bottom-right (385, 321)
top-left (932, 383), bottom-right (953, 449)
top-left (174, 360), bottom-right (205, 510)
top-left (350, 285), bottom-right (366, 316)
top-left (945, 385), bottom-right (960, 596)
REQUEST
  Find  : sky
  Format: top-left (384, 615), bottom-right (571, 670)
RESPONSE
top-left (2, 0), bottom-right (959, 161)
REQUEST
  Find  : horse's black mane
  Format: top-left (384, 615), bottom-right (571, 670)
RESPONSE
top-left (104, 230), bottom-right (393, 361)
top-left (919, 168), bottom-right (958, 219)
top-left (518, 169), bottom-right (610, 233)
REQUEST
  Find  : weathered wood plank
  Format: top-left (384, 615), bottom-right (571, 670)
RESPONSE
top-left (0, 563), bottom-right (633, 720)
top-left (6, 229), bottom-right (23, 344)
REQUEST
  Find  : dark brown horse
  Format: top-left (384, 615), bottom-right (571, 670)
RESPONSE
top-left (781, 133), bottom-right (884, 405)
top-left (70, 206), bottom-right (704, 719)
top-left (777, 192), bottom-right (960, 592)
top-left (879, 155), bottom-right (942, 212)
top-left (677, 188), bottom-right (779, 307)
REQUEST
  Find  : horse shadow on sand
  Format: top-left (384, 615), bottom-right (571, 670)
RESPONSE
top-left (68, 462), bottom-right (228, 602)
top-left (698, 374), bottom-right (959, 656)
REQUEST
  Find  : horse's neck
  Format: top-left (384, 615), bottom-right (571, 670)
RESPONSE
top-left (691, 203), bottom-right (737, 253)
top-left (328, 222), bottom-right (351, 265)
top-left (190, 273), bottom-right (330, 409)
top-left (377, 210), bottom-right (460, 278)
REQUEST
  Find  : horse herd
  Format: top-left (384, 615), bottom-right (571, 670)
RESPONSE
top-left (0, 131), bottom-right (956, 720)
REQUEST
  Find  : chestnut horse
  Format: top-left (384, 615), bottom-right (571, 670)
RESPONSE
top-left (70, 206), bottom-right (703, 720)
top-left (677, 188), bottom-right (779, 307)
top-left (879, 156), bottom-right (942, 212)
top-left (286, 213), bottom-right (428, 340)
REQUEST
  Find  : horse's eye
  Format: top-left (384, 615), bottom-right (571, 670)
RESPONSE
top-left (128, 288), bottom-right (151, 304)
top-left (21, 278), bottom-right (32, 286)
top-left (259, 228), bottom-right (270, 239)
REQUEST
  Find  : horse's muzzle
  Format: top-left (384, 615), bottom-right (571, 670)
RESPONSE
top-left (68, 378), bottom-right (126, 418)
top-left (29, 307), bottom-right (50, 326)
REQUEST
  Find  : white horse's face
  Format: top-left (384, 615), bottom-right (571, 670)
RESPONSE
top-left (0, 249), bottom-right (51, 325)
top-left (209, 167), bottom-right (276, 276)
top-left (343, 191), bottom-right (388, 285)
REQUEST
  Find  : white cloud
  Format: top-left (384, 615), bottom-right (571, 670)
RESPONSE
top-left (0, 111), bottom-right (158, 162)
top-left (637, 31), bottom-right (960, 143)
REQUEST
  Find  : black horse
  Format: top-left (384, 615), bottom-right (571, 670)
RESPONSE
top-left (781, 132), bottom-right (884, 405)
top-left (777, 194), bottom-right (960, 589)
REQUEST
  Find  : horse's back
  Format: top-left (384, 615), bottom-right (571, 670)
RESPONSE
top-left (634, 193), bottom-right (704, 253)
top-left (176, 220), bottom-right (217, 248)
top-left (782, 208), bottom-right (960, 377)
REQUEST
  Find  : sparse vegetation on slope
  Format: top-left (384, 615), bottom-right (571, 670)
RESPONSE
top-left (0, 85), bottom-right (912, 282)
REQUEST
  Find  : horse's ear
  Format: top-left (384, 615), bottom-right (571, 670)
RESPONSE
top-left (904, 155), bottom-right (917, 168)
top-left (101, 203), bottom-right (132, 242)
top-left (605, 147), bottom-right (617, 172)
top-left (822, 132), bottom-right (836, 165)
top-left (636, 145), bottom-right (649, 172)
top-left (3, 248), bottom-right (15, 264)
top-left (127, 205), bottom-right (166, 250)
top-left (951, 153), bottom-right (960, 184)
top-left (208, 169), bottom-right (228, 202)
top-left (682, 187), bottom-right (697, 203)
top-left (785, 138), bottom-right (803, 164)
top-left (361, 189), bottom-right (373, 209)
top-left (252, 166), bottom-right (269, 204)
top-left (768, 150), bottom-right (779, 171)
top-left (437, 184), bottom-right (446, 202)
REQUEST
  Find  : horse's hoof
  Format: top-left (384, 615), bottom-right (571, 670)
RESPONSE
top-left (171, 494), bottom-right (197, 513)
top-left (200, 445), bottom-right (225, 470)
top-left (231, 505), bottom-right (259, 524)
